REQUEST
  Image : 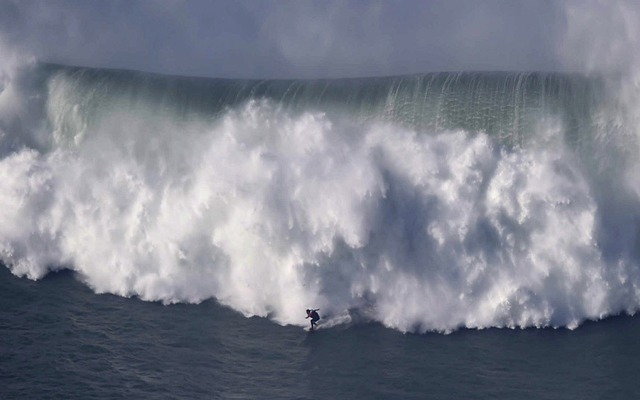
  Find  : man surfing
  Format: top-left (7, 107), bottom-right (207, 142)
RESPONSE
top-left (305, 309), bottom-right (320, 330)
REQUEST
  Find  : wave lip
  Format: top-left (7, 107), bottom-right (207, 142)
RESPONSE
top-left (36, 64), bottom-right (604, 146)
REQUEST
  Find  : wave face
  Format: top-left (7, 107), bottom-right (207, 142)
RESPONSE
top-left (1, 64), bottom-right (640, 332)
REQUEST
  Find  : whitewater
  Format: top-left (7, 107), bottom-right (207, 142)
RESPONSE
top-left (1, 63), bottom-right (640, 333)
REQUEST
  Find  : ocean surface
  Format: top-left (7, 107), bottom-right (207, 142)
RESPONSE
top-left (3, 266), bottom-right (640, 399)
top-left (2, 63), bottom-right (640, 398)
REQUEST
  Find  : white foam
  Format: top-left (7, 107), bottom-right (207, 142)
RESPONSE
top-left (2, 80), bottom-right (640, 332)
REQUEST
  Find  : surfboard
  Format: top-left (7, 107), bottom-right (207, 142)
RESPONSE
top-left (306, 324), bottom-right (320, 332)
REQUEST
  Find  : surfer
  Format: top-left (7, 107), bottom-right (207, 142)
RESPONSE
top-left (306, 309), bottom-right (320, 330)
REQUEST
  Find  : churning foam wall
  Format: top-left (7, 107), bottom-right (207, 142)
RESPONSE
top-left (2, 81), bottom-right (640, 333)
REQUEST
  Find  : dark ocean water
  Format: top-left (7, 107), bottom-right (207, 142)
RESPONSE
top-left (2, 266), bottom-right (640, 400)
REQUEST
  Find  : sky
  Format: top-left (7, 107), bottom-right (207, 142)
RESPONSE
top-left (0, 0), bottom-right (638, 79)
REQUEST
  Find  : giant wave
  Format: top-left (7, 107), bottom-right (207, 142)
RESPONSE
top-left (1, 63), bottom-right (639, 333)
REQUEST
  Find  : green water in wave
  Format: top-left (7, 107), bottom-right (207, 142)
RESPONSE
top-left (42, 63), bottom-right (604, 146)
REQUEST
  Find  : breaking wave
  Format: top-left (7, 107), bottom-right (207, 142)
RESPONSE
top-left (1, 64), bottom-right (640, 333)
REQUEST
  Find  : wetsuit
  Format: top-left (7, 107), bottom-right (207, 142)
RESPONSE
top-left (309, 310), bottom-right (320, 328)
